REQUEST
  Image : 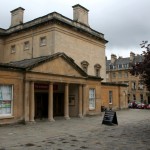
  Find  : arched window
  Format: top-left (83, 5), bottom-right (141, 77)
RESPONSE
top-left (94, 64), bottom-right (101, 77)
top-left (81, 60), bottom-right (89, 73)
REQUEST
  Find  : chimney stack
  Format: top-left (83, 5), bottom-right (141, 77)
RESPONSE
top-left (72, 4), bottom-right (89, 26)
top-left (130, 52), bottom-right (135, 61)
top-left (111, 54), bottom-right (117, 64)
top-left (10, 7), bottom-right (25, 27)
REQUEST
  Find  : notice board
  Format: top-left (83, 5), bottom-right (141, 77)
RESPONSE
top-left (102, 110), bottom-right (118, 125)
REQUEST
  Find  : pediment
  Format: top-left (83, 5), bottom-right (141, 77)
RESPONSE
top-left (31, 57), bottom-right (84, 77)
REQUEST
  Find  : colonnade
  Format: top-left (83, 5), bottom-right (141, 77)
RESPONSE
top-left (24, 81), bottom-right (87, 122)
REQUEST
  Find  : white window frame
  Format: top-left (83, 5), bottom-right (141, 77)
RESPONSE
top-left (0, 85), bottom-right (13, 117)
top-left (109, 91), bottom-right (113, 104)
top-left (89, 88), bottom-right (95, 110)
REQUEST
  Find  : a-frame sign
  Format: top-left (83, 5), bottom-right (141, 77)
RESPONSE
top-left (102, 110), bottom-right (118, 125)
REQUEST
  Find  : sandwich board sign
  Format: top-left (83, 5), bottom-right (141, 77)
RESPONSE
top-left (102, 110), bottom-right (118, 125)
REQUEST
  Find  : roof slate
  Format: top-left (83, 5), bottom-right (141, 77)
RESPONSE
top-left (0, 52), bottom-right (88, 77)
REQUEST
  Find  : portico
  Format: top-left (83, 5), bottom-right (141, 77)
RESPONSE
top-left (24, 80), bottom-right (87, 122)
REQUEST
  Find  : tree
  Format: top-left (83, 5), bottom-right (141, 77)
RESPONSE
top-left (130, 41), bottom-right (150, 91)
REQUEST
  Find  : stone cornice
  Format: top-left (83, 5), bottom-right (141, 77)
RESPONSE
top-left (0, 12), bottom-right (108, 43)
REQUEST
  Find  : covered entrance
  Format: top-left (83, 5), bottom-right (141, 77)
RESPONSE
top-left (34, 92), bottom-right (65, 119)
top-left (35, 92), bottom-right (48, 119)
top-left (53, 93), bottom-right (64, 116)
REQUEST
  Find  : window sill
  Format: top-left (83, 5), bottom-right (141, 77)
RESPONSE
top-left (0, 116), bottom-right (14, 120)
top-left (89, 108), bottom-right (95, 111)
top-left (40, 44), bottom-right (46, 47)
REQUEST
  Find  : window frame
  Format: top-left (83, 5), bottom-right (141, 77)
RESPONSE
top-left (109, 91), bottom-right (113, 104)
top-left (11, 45), bottom-right (16, 54)
top-left (89, 88), bottom-right (96, 110)
top-left (0, 85), bottom-right (13, 117)
top-left (24, 41), bottom-right (30, 50)
top-left (40, 36), bottom-right (47, 46)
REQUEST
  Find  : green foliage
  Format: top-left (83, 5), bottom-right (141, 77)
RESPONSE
top-left (130, 41), bottom-right (150, 91)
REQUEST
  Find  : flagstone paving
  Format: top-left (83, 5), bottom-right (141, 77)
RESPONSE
top-left (0, 109), bottom-right (150, 150)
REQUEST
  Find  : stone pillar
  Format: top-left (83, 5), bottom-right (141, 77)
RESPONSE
top-left (83, 85), bottom-right (87, 116)
top-left (24, 81), bottom-right (30, 122)
top-left (64, 83), bottom-right (70, 120)
top-left (78, 84), bottom-right (83, 118)
top-left (48, 82), bottom-right (55, 121)
top-left (29, 81), bottom-right (35, 122)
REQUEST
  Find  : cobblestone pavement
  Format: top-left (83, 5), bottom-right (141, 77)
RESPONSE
top-left (0, 109), bottom-right (150, 150)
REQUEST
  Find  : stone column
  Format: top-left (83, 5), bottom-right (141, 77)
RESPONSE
top-left (83, 85), bottom-right (87, 116)
top-left (48, 82), bottom-right (55, 122)
top-left (64, 83), bottom-right (70, 120)
top-left (29, 81), bottom-right (35, 122)
top-left (78, 84), bottom-right (83, 118)
top-left (24, 81), bottom-right (30, 122)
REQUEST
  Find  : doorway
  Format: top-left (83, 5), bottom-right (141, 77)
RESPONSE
top-left (35, 93), bottom-right (48, 119)
top-left (53, 93), bottom-right (64, 116)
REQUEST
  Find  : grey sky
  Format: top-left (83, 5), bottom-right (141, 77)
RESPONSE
top-left (0, 0), bottom-right (150, 59)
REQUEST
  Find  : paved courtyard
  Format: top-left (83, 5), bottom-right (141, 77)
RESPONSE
top-left (0, 109), bottom-right (150, 150)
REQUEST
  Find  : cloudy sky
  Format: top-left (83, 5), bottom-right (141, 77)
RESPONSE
top-left (0, 0), bottom-right (150, 59)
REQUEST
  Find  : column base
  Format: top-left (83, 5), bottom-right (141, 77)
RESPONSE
top-left (48, 118), bottom-right (55, 122)
top-left (29, 120), bottom-right (36, 124)
top-left (78, 114), bottom-right (83, 118)
top-left (64, 116), bottom-right (70, 120)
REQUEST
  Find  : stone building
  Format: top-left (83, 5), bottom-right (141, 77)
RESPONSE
top-left (0, 4), bottom-right (109, 124)
top-left (106, 52), bottom-right (150, 104)
top-left (0, 4), bottom-right (128, 124)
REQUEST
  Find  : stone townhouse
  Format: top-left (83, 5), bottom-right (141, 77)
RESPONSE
top-left (106, 52), bottom-right (150, 104)
top-left (0, 4), bottom-right (127, 124)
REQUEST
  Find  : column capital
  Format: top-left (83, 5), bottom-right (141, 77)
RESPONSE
top-left (49, 82), bottom-right (53, 85)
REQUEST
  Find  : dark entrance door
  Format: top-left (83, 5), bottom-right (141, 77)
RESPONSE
top-left (35, 93), bottom-right (48, 119)
top-left (53, 93), bottom-right (64, 116)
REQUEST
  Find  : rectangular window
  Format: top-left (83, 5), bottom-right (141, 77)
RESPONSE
top-left (118, 72), bottom-right (122, 78)
top-left (89, 89), bottom-right (95, 110)
top-left (0, 85), bottom-right (13, 116)
top-left (132, 82), bottom-right (136, 90)
top-left (24, 41), bottom-right (30, 50)
top-left (109, 91), bottom-right (113, 104)
top-left (40, 36), bottom-right (46, 46)
top-left (140, 94), bottom-right (143, 102)
top-left (112, 73), bottom-right (116, 78)
top-left (11, 45), bottom-right (16, 53)
top-left (118, 64), bottom-right (122, 69)
top-left (124, 64), bottom-right (128, 69)
top-left (95, 69), bottom-right (100, 77)
top-left (124, 72), bottom-right (128, 78)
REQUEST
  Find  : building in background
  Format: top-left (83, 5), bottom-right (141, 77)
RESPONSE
top-left (106, 52), bottom-right (150, 104)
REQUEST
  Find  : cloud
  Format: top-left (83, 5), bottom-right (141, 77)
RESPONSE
top-left (0, 0), bottom-right (150, 58)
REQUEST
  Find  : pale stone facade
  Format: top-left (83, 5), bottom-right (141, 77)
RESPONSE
top-left (106, 52), bottom-right (150, 104)
top-left (0, 5), bottom-right (107, 81)
top-left (101, 83), bottom-right (128, 110)
top-left (0, 4), bottom-right (128, 124)
top-left (0, 3), bottom-right (107, 124)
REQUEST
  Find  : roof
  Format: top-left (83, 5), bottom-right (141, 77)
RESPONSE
top-left (0, 52), bottom-right (104, 80)
top-left (0, 52), bottom-right (88, 76)
top-left (106, 55), bottom-right (143, 70)
top-left (0, 11), bottom-right (108, 43)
